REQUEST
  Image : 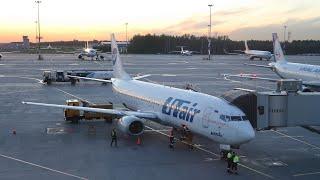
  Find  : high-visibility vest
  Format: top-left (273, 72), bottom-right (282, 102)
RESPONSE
top-left (111, 131), bottom-right (116, 138)
top-left (227, 153), bottom-right (232, 159)
top-left (233, 155), bottom-right (239, 163)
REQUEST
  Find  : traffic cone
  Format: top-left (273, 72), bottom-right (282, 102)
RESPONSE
top-left (12, 128), bottom-right (16, 135)
top-left (136, 136), bottom-right (141, 145)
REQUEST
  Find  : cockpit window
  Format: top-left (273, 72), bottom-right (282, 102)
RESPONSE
top-left (231, 116), bottom-right (242, 121)
top-left (241, 116), bottom-right (249, 121)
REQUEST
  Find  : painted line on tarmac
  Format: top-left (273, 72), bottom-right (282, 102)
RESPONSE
top-left (271, 130), bottom-right (320, 150)
top-left (53, 87), bottom-right (95, 105)
top-left (0, 154), bottom-right (88, 180)
top-left (293, 171), bottom-right (320, 177)
top-left (145, 125), bottom-right (274, 179)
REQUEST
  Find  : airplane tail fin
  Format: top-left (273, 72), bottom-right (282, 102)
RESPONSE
top-left (111, 34), bottom-right (131, 80)
top-left (86, 41), bottom-right (89, 49)
top-left (272, 33), bottom-right (287, 63)
top-left (244, 40), bottom-right (249, 51)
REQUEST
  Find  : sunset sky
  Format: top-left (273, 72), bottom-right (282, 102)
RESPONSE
top-left (0, 0), bottom-right (319, 42)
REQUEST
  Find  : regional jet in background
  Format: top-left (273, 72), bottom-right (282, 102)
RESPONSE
top-left (77, 41), bottom-right (105, 60)
top-left (23, 34), bottom-right (255, 149)
top-left (234, 40), bottom-right (273, 61)
top-left (170, 46), bottom-right (199, 56)
top-left (225, 33), bottom-right (320, 92)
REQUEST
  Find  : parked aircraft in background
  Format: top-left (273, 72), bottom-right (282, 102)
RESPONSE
top-left (233, 40), bottom-right (273, 61)
top-left (224, 33), bottom-right (320, 92)
top-left (23, 34), bottom-right (255, 149)
top-left (170, 46), bottom-right (199, 56)
top-left (78, 41), bottom-right (105, 60)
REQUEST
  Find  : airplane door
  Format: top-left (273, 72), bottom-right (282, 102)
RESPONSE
top-left (202, 107), bottom-right (214, 128)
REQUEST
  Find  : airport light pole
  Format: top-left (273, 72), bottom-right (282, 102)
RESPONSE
top-left (35, 1), bottom-right (43, 60)
top-left (283, 25), bottom-right (287, 55)
top-left (125, 22), bottom-right (128, 54)
top-left (208, 4), bottom-right (213, 60)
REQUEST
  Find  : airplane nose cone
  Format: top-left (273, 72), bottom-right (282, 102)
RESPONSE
top-left (239, 122), bottom-right (255, 144)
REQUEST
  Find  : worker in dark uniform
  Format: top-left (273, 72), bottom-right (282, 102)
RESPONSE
top-left (180, 125), bottom-right (187, 141)
top-left (226, 151), bottom-right (233, 173)
top-left (232, 153), bottom-right (240, 174)
top-left (169, 134), bottom-right (174, 150)
top-left (110, 128), bottom-right (117, 147)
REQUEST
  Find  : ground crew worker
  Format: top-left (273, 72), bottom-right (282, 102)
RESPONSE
top-left (232, 153), bottom-right (240, 174)
top-left (180, 125), bottom-right (187, 141)
top-left (169, 135), bottom-right (174, 150)
top-left (110, 128), bottom-right (117, 147)
top-left (226, 151), bottom-right (233, 173)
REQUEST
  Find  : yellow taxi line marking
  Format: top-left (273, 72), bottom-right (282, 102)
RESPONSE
top-left (293, 171), bottom-right (320, 177)
top-left (0, 154), bottom-right (88, 180)
top-left (271, 130), bottom-right (320, 150)
top-left (145, 125), bottom-right (274, 179)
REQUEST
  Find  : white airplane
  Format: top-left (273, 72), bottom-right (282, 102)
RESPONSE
top-left (23, 34), bottom-right (255, 148)
top-left (225, 33), bottom-right (320, 92)
top-left (170, 46), bottom-right (199, 56)
top-left (235, 40), bottom-right (273, 61)
top-left (78, 41), bottom-right (104, 60)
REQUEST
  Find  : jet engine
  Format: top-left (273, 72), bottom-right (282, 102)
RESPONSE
top-left (99, 55), bottom-right (104, 60)
top-left (117, 116), bottom-right (145, 136)
top-left (78, 54), bottom-right (83, 59)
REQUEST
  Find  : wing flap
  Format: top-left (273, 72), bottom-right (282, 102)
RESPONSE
top-left (22, 101), bottom-right (158, 119)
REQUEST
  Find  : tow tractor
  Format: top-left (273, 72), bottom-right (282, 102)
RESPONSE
top-left (43, 69), bottom-right (113, 85)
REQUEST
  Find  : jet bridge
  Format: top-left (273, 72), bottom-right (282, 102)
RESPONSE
top-left (222, 79), bottom-right (320, 130)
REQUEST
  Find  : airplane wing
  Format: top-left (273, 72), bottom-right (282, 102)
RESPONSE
top-left (22, 101), bottom-right (158, 120)
top-left (244, 63), bottom-right (273, 68)
top-left (223, 49), bottom-right (243, 55)
top-left (190, 51), bottom-right (201, 54)
top-left (133, 74), bottom-right (151, 80)
top-left (67, 75), bottom-right (112, 83)
top-left (168, 51), bottom-right (181, 54)
top-left (223, 73), bottom-right (279, 82)
top-left (302, 81), bottom-right (320, 87)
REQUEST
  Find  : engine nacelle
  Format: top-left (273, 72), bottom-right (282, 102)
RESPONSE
top-left (302, 87), bottom-right (312, 92)
top-left (78, 54), bottom-right (83, 59)
top-left (117, 116), bottom-right (145, 136)
top-left (99, 55), bottom-right (104, 60)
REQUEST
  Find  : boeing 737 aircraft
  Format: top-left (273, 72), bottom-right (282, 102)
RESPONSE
top-left (226, 33), bottom-right (320, 92)
top-left (78, 41), bottom-right (104, 60)
top-left (23, 34), bottom-right (255, 148)
top-left (170, 46), bottom-right (199, 56)
top-left (235, 40), bottom-right (273, 61)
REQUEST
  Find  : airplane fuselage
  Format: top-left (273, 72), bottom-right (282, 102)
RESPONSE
top-left (245, 50), bottom-right (272, 60)
top-left (112, 79), bottom-right (255, 145)
top-left (273, 62), bottom-right (320, 87)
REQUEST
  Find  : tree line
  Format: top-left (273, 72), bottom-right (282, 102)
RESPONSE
top-left (127, 34), bottom-right (320, 55)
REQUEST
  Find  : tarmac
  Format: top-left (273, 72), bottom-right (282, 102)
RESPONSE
top-left (0, 53), bottom-right (320, 180)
